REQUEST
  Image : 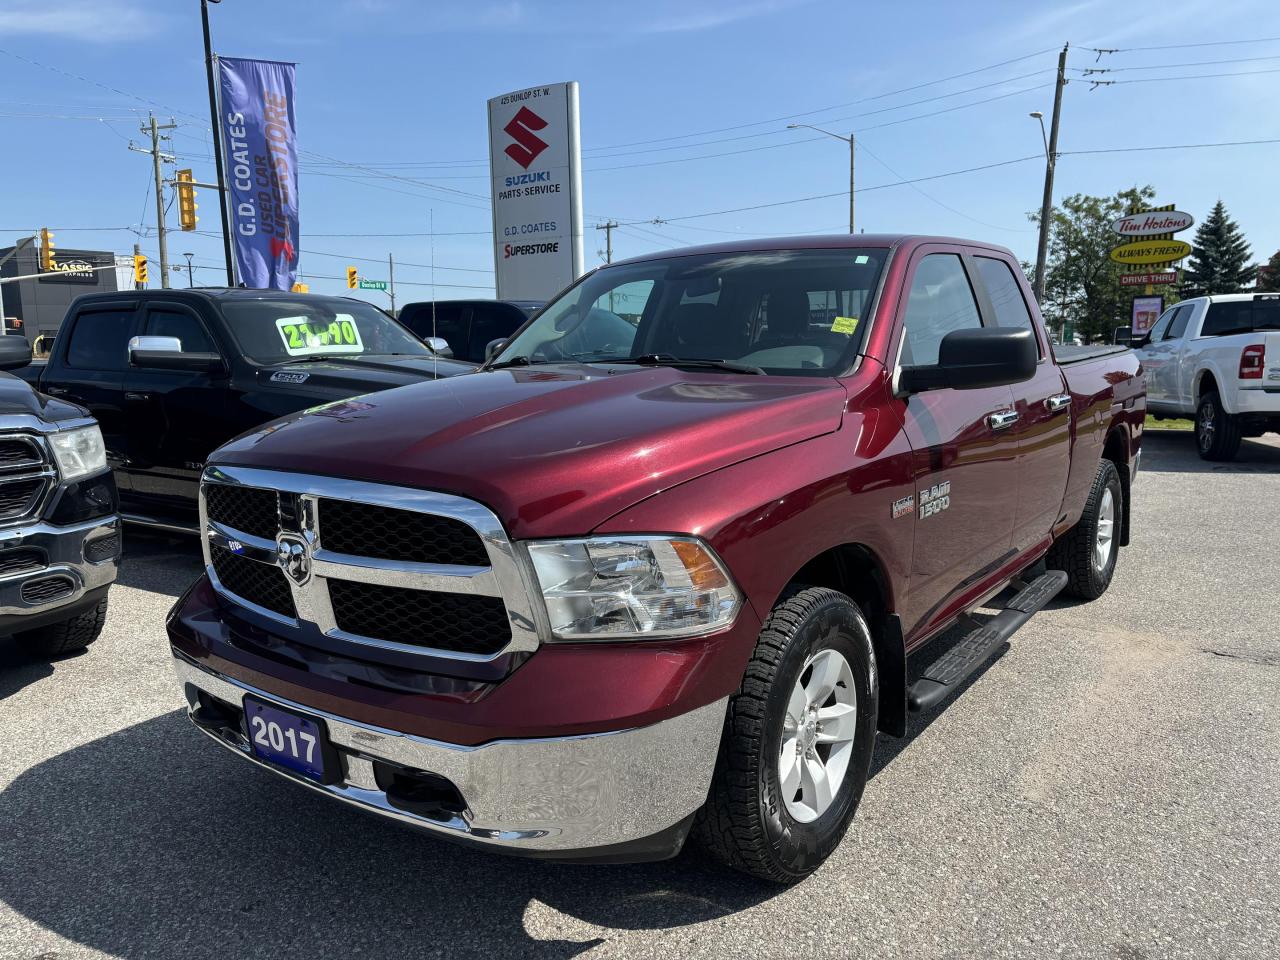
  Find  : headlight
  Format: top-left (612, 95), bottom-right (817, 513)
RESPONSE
top-left (49, 425), bottom-right (107, 481)
top-left (526, 536), bottom-right (741, 640)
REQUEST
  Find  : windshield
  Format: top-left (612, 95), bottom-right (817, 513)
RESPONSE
top-left (219, 297), bottom-right (431, 364)
top-left (491, 248), bottom-right (888, 376)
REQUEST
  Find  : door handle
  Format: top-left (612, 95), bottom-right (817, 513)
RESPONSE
top-left (1045, 393), bottom-right (1072, 413)
top-left (987, 410), bottom-right (1019, 431)
top-left (44, 385), bottom-right (69, 396)
top-left (125, 391), bottom-right (154, 402)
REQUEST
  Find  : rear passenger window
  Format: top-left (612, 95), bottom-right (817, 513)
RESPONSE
top-left (66, 308), bottom-right (134, 370)
top-left (1164, 305), bottom-right (1191, 340)
top-left (974, 257), bottom-right (1040, 356)
top-left (901, 254), bottom-right (983, 367)
top-left (145, 308), bottom-right (217, 353)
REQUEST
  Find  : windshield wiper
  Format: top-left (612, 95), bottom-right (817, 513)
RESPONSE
top-left (594, 353), bottom-right (766, 375)
top-left (487, 355), bottom-right (565, 370)
top-left (275, 355), bottom-right (351, 366)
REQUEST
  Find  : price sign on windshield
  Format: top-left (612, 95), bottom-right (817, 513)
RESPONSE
top-left (274, 314), bottom-right (365, 356)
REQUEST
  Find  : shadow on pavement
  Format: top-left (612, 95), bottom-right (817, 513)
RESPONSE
top-left (1139, 430), bottom-right (1280, 474)
top-left (0, 641), bottom-right (58, 701)
top-left (116, 528), bottom-right (205, 598)
top-left (0, 711), bottom-right (780, 959)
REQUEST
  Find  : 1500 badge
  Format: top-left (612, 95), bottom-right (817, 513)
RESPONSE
top-left (918, 481), bottom-right (951, 519)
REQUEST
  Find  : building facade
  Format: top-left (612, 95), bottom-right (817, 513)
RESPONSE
top-left (0, 242), bottom-right (119, 342)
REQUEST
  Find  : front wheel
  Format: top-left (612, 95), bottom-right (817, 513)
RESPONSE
top-left (1196, 390), bottom-right (1242, 461)
top-left (693, 587), bottom-right (878, 884)
top-left (14, 598), bottom-right (109, 659)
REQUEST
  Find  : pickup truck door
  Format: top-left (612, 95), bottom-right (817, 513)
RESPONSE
top-left (894, 249), bottom-right (1019, 639)
top-left (123, 301), bottom-right (230, 514)
top-left (43, 301), bottom-right (140, 493)
top-left (969, 253), bottom-right (1073, 556)
top-left (1136, 306), bottom-right (1180, 406)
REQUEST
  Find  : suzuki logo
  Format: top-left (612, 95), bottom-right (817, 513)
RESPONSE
top-left (276, 534), bottom-right (312, 586)
top-left (503, 106), bottom-right (549, 169)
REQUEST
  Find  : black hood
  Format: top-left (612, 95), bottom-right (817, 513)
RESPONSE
top-left (254, 353), bottom-right (476, 396)
top-left (0, 372), bottom-right (88, 422)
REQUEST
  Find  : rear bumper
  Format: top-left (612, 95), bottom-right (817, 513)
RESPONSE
top-left (0, 515), bottom-right (119, 630)
top-left (1233, 388), bottom-right (1280, 417)
top-left (173, 648), bottom-right (726, 860)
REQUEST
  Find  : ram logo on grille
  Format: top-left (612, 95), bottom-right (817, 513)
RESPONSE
top-left (276, 534), bottom-right (311, 586)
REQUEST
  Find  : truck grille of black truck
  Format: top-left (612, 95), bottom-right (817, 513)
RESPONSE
top-left (0, 437), bottom-right (43, 470)
top-left (0, 477), bottom-right (48, 520)
top-left (328, 580), bottom-right (510, 655)
top-left (22, 575), bottom-right (75, 604)
top-left (0, 548), bottom-right (45, 576)
top-left (211, 544), bottom-right (296, 618)
top-left (205, 484), bottom-right (280, 540)
top-left (318, 499), bottom-right (489, 566)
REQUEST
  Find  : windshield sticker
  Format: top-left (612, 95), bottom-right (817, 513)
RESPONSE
top-left (270, 371), bottom-right (310, 384)
top-left (854, 255), bottom-right (870, 265)
top-left (831, 316), bottom-right (859, 335)
top-left (275, 313), bottom-right (364, 356)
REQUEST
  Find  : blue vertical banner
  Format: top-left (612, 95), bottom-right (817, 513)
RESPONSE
top-left (217, 57), bottom-right (298, 289)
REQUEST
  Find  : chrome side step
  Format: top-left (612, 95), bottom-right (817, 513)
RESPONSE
top-left (907, 570), bottom-right (1068, 713)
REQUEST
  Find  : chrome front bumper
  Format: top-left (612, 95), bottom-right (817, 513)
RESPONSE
top-left (0, 516), bottom-right (120, 618)
top-left (172, 651), bottom-right (727, 858)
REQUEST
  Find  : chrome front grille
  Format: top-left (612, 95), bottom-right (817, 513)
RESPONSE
top-left (0, 434), bottom-right (55, 525)
top-left (199, 466), bottom-right (539, 663)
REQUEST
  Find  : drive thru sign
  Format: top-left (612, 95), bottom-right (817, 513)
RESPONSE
top-left (487, 82), bottom-right (584, 301)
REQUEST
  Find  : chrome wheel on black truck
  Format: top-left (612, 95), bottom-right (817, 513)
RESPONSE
top-left (693, 587), bottom-right (878, 884)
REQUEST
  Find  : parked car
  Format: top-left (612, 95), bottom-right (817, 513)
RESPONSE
top-left (397, 299), bottom-right (542, 363)
top-left (15, 289), bottom-right (476, 532)
top-left (167, 235), bottom-right (1143, 883)
top-left (1134, 293), bottom-right (1280, 459)
top-left (0, 336), bottom-right (119, 658)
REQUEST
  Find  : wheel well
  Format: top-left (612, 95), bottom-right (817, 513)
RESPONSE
top-left (789, 544), bottom-right (906, 737)
top-left (1197, 371), bottom-right (1218, 399)
top-left (1102, 427), bottom-right (1131, 547)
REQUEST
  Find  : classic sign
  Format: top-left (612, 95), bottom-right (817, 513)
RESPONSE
top-left (1108, 239), bottom-right (1193, 266)
top-left (1111, 210), bottom-right (1194, 237)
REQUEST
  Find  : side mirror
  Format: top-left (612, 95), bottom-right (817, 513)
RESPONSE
top-left (1130, 332), bottom-right (1152, 348)
top-left (1112, 326), bottom-right (1133, 347)
top-left (485, 338), bottom-right (508, 362)
top-left (0, 335), bottom-right (32, 370)
top-left (128, 335), bottom-right (224, 372)
top-left (900, 327), bottom-right (1037, 393)
top-left (423, 336), bottom-right (453, 359)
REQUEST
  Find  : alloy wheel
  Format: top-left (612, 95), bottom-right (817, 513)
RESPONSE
top-left (779, 647), bottom-right (857, 823)
top-left (1094, 487), bottom-right (1116, 573)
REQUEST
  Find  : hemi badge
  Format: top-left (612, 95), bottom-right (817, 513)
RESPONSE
top-left (891, 495), bottom-right (915, 519)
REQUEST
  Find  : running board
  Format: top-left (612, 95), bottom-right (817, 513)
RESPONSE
top-left (907, 570), bottom-right (1067, 713)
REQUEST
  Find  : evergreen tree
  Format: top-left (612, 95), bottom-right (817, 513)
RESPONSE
top-left (1183, 201), bottom-right (1256, 295)
top-left (1257, 249), bottom-right (1280, 292)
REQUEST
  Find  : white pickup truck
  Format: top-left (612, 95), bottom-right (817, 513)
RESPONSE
top-left (1136, 293), bottom-right (1280, 460)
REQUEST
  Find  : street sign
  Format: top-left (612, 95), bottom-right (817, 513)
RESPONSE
top-left (1119, 272), bottom-right (1177, 286)
top-left (1108, 239), bottom-right (1192, 266)
top-left (357, 279), bottom-right (388, 291)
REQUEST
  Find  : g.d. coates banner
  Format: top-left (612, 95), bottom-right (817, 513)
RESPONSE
top-left (218, 57), bottom-right (298, 290)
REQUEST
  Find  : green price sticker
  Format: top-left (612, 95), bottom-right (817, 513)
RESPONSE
top-left (831, 316), bottom-right (859, 335)
top-left (275, 315), bottom-right (365, 356)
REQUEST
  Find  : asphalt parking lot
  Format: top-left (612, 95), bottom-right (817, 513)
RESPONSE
top-left (1, 430), bottom-right (1277, 960)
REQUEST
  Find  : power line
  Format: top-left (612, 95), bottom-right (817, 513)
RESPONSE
top-left (1075, 53), bottom-right (1280, 74)
top-left (1081, 36), bottom-right (1280, 54)
top-left (1062, 138), bottom-right (1280, 155)
top-left (1087, 67), bottom-right (1280, 87)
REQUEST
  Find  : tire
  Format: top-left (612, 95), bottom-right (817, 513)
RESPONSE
top-left (1195, 390), bottom-right (1242, 461)
top-left (14, 598), bottom-right (109, 659)
top-left (1046, 460), bottom-right (1122, 601)
top-left (692, 587), bottom-right (878, 884)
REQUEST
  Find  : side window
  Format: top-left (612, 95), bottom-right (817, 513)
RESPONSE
top-left (411, 304), bottom-right (467, 350)
top-left (144, 308), bottom-right (216, 353)
top-left (1146, 307), bottom-right (1175, 342)
top-left (1163, 304), bottom-right (1191, 340)
top-left (900, 254), bottom-right (983, 366)
top-left (66, 308), bottom-right (135, 370)
top-left (974, 256), bottom-right (1041, 356)
top-left (468, 306), bottom-right (522, 363)
top-left (1201, 301), bottom-right (1253, 337)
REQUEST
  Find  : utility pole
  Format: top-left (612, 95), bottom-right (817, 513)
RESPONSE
top-left (785, 124), bottom-right (855, 232)
top-left (847, 132), bottom-right (856, 235)
top-left (596, 221), bottom-right (617, 263)
top-left (201, 0), bottom-right (235, 286)
top-left (1033, 43), bottom-right (1069, 306)
top-left (388, 253), bottom-right (397, 315)
top-left (131, 114), bottom-right (177, 289)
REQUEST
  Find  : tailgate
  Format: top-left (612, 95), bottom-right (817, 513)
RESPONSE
top-left (1263, 332), bottom-right (1280, 388)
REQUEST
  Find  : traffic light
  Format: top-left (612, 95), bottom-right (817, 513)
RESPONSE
top-left (39, 227), bottom-right (56, 272)
top-left (134, 254), bottom-right (149, 285)
top-left (346, 266), bottom-right (358, 289)
top-left (291, 282), bottom-right (310, 293)
top-left (175, 169), bottom-right (198, 232)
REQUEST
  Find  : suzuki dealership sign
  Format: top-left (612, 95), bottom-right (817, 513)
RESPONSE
top-left (487, 82), bottom-right (584, 300)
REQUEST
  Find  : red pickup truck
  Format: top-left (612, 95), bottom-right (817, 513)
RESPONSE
top-left (167, 234), bottom-right (1144, 883)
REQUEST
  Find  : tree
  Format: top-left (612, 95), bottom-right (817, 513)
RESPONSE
top-left (1032, 185), bottom-right (1175, 343)
top-left (1256, 249), bottom-right (1280, 292)
top-left (1182, 200), bottom-right (1256, 295)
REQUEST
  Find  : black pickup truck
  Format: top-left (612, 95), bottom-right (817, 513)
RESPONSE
top-left (17, 289), bottom-right (475, 533)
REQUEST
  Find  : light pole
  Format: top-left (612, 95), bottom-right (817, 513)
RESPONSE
top-left (201, 0), bottom-right (235, 286)
top-left (183, 252), bottom-right (195, 287)
top-left (787, 124), bottom-right (855, 234)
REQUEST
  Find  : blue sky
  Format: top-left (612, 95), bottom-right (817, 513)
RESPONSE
top-left (2, 0), bottom-right (1278, 304)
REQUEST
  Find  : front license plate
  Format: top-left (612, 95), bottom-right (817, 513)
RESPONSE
top-left (244, 697), bottom-right (330, 782)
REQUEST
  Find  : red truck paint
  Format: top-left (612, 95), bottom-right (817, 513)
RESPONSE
top-left (167, 234), bottom-right (1144, 863)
